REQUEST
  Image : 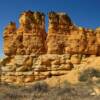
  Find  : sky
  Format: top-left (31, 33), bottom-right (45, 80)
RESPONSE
top-left (0, 0), bottom-right (100, 57)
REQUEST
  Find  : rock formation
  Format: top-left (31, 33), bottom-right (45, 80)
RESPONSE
top-left (3, 22), bottom-right (17, 55)
top-left (4, 11), bottom-right (46, 56)
top-left (47, 12), bottom-right (72, 54)
top-left (0, 11), bottom-right (100, 85)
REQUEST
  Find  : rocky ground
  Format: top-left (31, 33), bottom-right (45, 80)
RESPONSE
top-left (0, 67), bottom-right (100, 100)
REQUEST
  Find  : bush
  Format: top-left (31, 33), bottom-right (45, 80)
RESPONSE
top-left (79, 68), bottom-right (100, 82)
top-left (0, 80), bottom-right (100, 100)
top-left (31, 81), bottom-right (49, 92)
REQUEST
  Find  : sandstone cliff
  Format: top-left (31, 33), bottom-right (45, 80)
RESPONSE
top-left (3, 11), bottom-right (100, 56)
top-left (4, 11), bottom-right (46, 56)
top-left (0, 11), bottom-right (100, 85)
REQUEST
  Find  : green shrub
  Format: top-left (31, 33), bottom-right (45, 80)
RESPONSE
top-left (33, 81), bottom-right (48, 92)
top-left (79, 68), bottom-right (100, 82)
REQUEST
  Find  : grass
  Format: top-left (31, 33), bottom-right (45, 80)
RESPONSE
top-left (0, 80), bottom-right (100, 100)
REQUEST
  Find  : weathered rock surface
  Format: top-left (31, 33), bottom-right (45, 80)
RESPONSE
top-left (3, 22), bottom-right (17, 55)
top-left (3, 11), bottom-right (100, 56)
top-left (1, 11), bottom-right (100, 85)
top-left (47, 12), bottom-right (72, 54)
top-left (0, 54), bottom-right (74, 83)
top-left (4, 11), bottom-right (46, 56)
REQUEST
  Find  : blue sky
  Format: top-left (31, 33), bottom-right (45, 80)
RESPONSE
top-left (0, 0), bottom-right (100, 57)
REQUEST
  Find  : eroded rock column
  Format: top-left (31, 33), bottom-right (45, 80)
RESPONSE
top-left (47, 12), bottom-right (72, 54)
top-left (3, 22), bottom-right (17, 56)
top-left (18, 11), bottom-right (46, 55)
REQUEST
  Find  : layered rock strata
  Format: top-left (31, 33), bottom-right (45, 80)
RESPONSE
top-left (0, 54), bottom-right (74, 84)
top-left (47, 12), bottom-right (100, 55)
top-left (4, 11), bottom-right (46, 56)
top-left (0, 11), bottom-right (100, 85)
top-left (47, 12), bottom-right (72, 54)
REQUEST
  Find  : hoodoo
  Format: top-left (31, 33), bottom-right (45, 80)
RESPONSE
top-left (0, 11), bottom-right (100, 85)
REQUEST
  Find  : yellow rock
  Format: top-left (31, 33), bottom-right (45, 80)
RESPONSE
top-left (24, 76), bottom-right (34, 83)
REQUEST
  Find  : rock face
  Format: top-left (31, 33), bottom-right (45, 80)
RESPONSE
top-left (3, 22), bottom-right (17, 55)
top-left (47, 12), bottom-right (72, 54)
top-left (0, 54), bottom-right (74, 84)
top-left (3, 11), bottom-right (100, 56)
top-left (1, 11), bottom-right (100, 85)
top-left (4, 11), bottom-right (46, 56)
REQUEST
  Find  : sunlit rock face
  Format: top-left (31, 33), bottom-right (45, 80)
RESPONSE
top-left (4, 11), bottom-right (46, 56)
top-left (1, 11), bottom-right (100, 85)
top-left (3, 11), bottom-right (100, 56)
top-left (47, 12), bottom-right (73, 54)
top-left (3, 22), bottom-right (17, 56)
top-left (47, 12), bottom-right (100, 56)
